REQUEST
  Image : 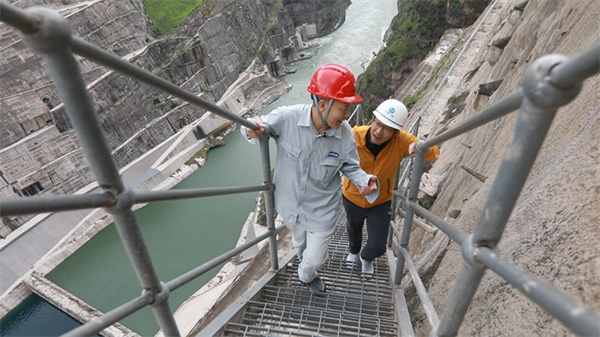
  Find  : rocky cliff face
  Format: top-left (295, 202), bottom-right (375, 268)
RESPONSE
top-left (370, 0), bottom-right (599, 335)
top-left (0, 0), bottom-right (350, 233)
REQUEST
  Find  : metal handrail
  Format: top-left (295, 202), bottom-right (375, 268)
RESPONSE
top-left (389, 44), bottom-right (600, 336)
top-left (0, 3), bottom-right (279, 336)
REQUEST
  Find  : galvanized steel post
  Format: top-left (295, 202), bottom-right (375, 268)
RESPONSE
top-left (388, 119), bottom-right (420, 249)
top-left (259, 132), bottom-right (279, 271)
top-left (394, 140), bottom-right (427, 285)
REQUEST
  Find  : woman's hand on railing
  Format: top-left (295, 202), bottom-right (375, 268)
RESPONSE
top-left (408, 143), bottom-right (416, 157)
top-left (246, 119), bottom-right (266, 138)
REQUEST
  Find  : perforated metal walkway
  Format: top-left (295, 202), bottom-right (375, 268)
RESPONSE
top-left (215, 211), bottom-right (399, 337)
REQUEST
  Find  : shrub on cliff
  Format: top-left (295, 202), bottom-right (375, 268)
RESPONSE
top-left (143, 0), bottom-right (205, 35)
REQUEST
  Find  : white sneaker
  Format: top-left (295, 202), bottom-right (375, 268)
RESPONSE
top-left (361, 256), bottom-right (375, 277)
top-left (345, 253), bottom-right (359, 268)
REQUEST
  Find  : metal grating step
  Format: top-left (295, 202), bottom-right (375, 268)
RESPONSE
top-left (274, 258), bottom-right (393, 302)
top-left (230, 298), bottom-right (397, 336)
top-left (258, 285), bottom-right (396, 319)
top-left (224, 322), bottom-right (383, 337)
top-left (221, 206), bottom-right (399, 336)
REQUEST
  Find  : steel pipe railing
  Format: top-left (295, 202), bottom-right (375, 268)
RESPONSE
top-left (400, 247), bottom-right (440, 329)
top-left (476, 246), bottom-right (600, 336)
top-left (388, 119), bottom-right (420, 248)
top-left (133, 185), bottom-right (268, 204)
top-left (63, 291), bottom-right (153, 337)
top-left (259, 135), bottom-right (279, 271)
top-left (62, 198), bottom-right (285, 336)
top-left (550, 44), bottom-right (600, 89)
top-left (394, 141), bottom-right (427, 285)
top-left (393, 49), bottom-right (597, 336)
top-left (385, 37), bottom-right (599, 336)
top-left (14, 6), bottom-right (181, 335)
top-left (166, 224), bottom-right (285, 291)
top-left (0, 193), bottom-right (116, 216)
top-left (405, 201), bottom-right (464, 244)
top-left (437, 53), bottom-right (584, 335)
top-left (396, 207), bottom-right (437, 235)
top-left (0, 172), bottom-right (269, 217)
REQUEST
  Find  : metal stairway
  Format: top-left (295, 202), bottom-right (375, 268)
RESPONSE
top-left (218, 212), bottom-right (399, 337)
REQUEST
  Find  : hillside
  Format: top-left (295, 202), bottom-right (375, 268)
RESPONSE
top-left (367, 0), bottom-right (599, 335)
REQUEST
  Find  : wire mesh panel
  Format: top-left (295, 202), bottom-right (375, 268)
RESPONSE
top-left (221, 211), bottom-right (399, 337)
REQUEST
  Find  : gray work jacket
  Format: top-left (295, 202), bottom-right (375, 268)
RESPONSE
top-left (242, 104), bottom-right (378, 232)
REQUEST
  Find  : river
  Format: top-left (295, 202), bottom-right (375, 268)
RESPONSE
top-left (0, 1), bottom-right (398, 335)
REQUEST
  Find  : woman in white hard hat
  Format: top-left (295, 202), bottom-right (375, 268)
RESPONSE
top-left (342, 99), bottom-right (440, 277)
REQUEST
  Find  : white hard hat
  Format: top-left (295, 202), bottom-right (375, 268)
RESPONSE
top-left (372, 99), bottom-right (408, 130)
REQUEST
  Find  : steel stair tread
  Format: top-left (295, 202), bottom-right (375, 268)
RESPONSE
top-left (254, 286), bottom-right (396, 319)
top-left (221, 205), bottom-right (399, 336)
top-left (223, 321), bottom-right (397, 337)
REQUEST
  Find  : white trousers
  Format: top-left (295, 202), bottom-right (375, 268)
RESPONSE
top-left (287, 221), bottom-right (335, 283)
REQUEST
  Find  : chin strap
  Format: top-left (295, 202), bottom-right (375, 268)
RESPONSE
top-left (312, 95), bottom-right (334, 127)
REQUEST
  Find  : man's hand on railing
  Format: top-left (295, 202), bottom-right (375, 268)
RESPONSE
top-left (246, 119), bottom-right (266, 138)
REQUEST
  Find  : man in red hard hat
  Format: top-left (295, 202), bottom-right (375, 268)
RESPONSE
top-left (243, 64), bottom-right (379, 293)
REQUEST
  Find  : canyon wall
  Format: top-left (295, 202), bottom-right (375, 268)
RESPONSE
top-left (359, 0), bottom-right (599, 336)
top-left (0, 0), bottom-right (350, 234)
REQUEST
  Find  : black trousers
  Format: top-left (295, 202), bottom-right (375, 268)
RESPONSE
top-left (342, 196), bottom-right (392, 262)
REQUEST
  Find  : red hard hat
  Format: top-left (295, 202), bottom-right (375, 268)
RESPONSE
top-left (307, 64), bottom-right (362, 104)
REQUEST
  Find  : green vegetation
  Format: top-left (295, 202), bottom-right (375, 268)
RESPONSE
top-left (419, 197), bottom-right (433, 210)
top-left (142, 0), bottom-right (204, 35)
top-left (403, 43), bottom-right (454, 110)
top-left (387, 36), bottom-right (430, 68)
top-left (152, 98), bottom-right (172, 110)
top-left (403, 93), bottom-right (424, 111)
top-left (357, 0), bottom-right (446, 105)
top-left (255, 0), bottom-right (283, 59)
top-left (257, 193), bottom-right (268, 226)
top-left (358, 0), bottom-right (487, 108)
top-left (360, 56), bottom-right (394, 98)
top-left (184, 144), bottom-right (211, 165)
top-left (151, 54), bottom-right (172, 70)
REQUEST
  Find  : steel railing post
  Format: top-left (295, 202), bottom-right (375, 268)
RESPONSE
top-left (435, 54), bottom-right (582, 336)
top-left (388, 118), bottom-right (420, 247)
top-left (259, 133), bottom-right (279, 271)
top-left (388, 163), bottom-right (403, 248)
top-left (17, 7), bottom-right (180, 336)
top-left (394, 140), bottom-right (427, 285)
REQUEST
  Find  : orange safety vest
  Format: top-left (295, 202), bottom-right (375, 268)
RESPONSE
top-left (342, 125), bottom-right (440, 208)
